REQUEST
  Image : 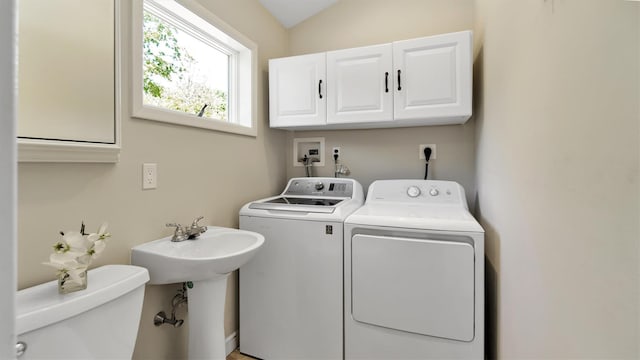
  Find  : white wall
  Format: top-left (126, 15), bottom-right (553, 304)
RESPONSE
top-left (475, 0), bottom-right (640, 358)
top-left (0, 1), bottom-right (16, 359)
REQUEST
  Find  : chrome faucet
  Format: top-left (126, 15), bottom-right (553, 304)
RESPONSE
top-left (187, 216), bottom-right (207, 238)
top-left (166, 216), bottom-right (208, 242)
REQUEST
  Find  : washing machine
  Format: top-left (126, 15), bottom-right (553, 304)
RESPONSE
top-left (239, 177), bottom-right (364, 359)
top-left (344, 179), bottom-right (484, 359)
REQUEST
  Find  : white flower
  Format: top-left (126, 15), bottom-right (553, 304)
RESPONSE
top-left (43, 252), bottom-right (88, 285)
top-left (45, 222), bottom-right (112, 286)
top-left (87, 222), bottom-right (111, 242)
top-left (86, 222), bottom-right (110, 260)
top-left (52, 241), bottom-right (70, 254)
top-left (64, 231), bottom-right (92, 254)
top-left (92, 239), bottom-right (107, 255)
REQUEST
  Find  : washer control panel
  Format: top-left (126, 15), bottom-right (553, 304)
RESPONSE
top-left (369, 180), bottom-right (464, 206)
top-left (284, 178), bottom-right (354, 197)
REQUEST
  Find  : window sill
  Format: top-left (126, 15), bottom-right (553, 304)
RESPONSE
top-left (132, 104), bottom-right (257, 137)
top-left (18, 139), bottom-right (120, 163)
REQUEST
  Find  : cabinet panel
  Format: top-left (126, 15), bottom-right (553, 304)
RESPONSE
top-left (18, 0), bottom-right (115, 144)
top-left (394, 31), bottom-right (472, 124)
top-left (327, 44), bottom-right (393, 124)
top-left (404, 46), bottom-right (456, 106)
top-left (269, 53), bottom-right (326, 128)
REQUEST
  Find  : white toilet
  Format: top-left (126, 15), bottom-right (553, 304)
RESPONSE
top-left (16, 265), bottom-right (150, 359)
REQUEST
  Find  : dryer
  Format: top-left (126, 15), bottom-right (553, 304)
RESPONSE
top-left (239, 177), bottom-right (364, 359)
top-left (344, 179), bottom-right (484, 359)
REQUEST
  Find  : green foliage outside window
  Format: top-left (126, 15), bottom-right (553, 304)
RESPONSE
top-left (142, 12), bottom-right (227, 120)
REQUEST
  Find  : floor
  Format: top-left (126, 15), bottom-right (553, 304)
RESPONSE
top-left (227, 350), bottom-right (256, 360)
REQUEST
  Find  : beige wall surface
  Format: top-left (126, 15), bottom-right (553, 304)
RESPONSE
top-left (17, 0), bottom-right (288, 359)
top-left (474, 0), bottom-right (640, 358)
top-left (286, 0), bottom-right (477, 202)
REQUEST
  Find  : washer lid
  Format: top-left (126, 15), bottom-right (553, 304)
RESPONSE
top-left (248, 196), bottom-right (344, 213)
top-left (240, 177), bottom-right (365, 220)
top-left (345, 203), bottom-right (484, 233)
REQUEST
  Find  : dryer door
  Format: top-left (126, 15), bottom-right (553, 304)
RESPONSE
top-left (351, 234), bottom-right (475, 341)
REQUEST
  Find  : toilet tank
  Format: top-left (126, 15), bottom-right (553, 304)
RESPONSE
top-left (17, 265), bottom-right (149, 360)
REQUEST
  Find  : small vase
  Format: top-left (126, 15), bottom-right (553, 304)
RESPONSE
top-left (58, 271), bottom-right (88, 294)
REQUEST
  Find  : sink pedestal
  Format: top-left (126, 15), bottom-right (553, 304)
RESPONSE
top-left (187, 274), bottom-right (229, 360)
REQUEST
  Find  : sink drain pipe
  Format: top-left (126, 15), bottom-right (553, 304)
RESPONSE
top-left (154, 282), bottom-right (191, 327)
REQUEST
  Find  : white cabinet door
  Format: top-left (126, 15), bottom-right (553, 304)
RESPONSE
top-left (327, 44), bottom-right (393, 124)
top-left (269, 53), bottom-right (326, 128)
top-left (393, 31), bottom-right (472, 124)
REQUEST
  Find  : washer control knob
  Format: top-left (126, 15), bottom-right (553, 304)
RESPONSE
top-left (429, 188), bottom-right (440, 196)
top-left (407, 186), bottom-right (421, 198)
top-left (315, 182), bottom-right (324, 191)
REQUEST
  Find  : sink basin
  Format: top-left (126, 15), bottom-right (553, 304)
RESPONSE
top-left (131, 226), bottom-right (264, 285)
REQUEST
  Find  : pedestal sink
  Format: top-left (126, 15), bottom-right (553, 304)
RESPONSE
top-left (131, 226), bottom-right (264, 359)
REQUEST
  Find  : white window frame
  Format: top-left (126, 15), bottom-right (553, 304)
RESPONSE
top-left (131, 0), bottom-right (258, 137)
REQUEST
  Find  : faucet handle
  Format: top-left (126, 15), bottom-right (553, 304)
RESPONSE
top-left (166, 223), bottom-right (187, 242)
top-left (189, 217), bottom-right (207, 238)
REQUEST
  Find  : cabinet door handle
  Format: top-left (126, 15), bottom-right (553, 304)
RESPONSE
top-left (385, 72), bottom-right (389, 93)
top-left (318, 80), bottom-right (323, 99)
top-left (397, 70), bottom-right (402, 91)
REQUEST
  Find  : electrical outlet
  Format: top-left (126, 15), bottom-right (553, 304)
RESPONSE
top-left (419, 144), bottom-right (437, 160)
top-left (332, 147), bottom-right (341, 158)
top-left (142, 163), bottom-right (157, 190)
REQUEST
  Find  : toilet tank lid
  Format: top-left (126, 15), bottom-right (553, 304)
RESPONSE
top-left (17, 265), bottom-right (150, 335)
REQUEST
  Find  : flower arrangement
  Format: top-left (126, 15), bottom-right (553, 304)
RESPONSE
top-left (43, 222), bottom-right (111, 293)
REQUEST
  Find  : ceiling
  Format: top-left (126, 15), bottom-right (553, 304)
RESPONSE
top-left (258, 0), bottom-right (338, 28)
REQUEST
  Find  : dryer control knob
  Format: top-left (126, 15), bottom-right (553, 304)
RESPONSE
top-left (429, 188), bottom-right (440, 196)
top-left (407, 186), bottom-right (421, 198)
top-left (315, 182), bottom-right (325, 191)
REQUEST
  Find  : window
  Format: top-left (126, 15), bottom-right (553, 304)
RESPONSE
top-left (132, 0), bottom-right (257, 136)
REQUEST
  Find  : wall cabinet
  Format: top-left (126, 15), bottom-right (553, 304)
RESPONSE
top-left (269, 31), bottom-right (472, 130)
top-left (393, 32), bottom-right (472, 125)
top-left (327, 43), bottom-right (393, 125)
top-left (269, 53), bottom-right (326, 128)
